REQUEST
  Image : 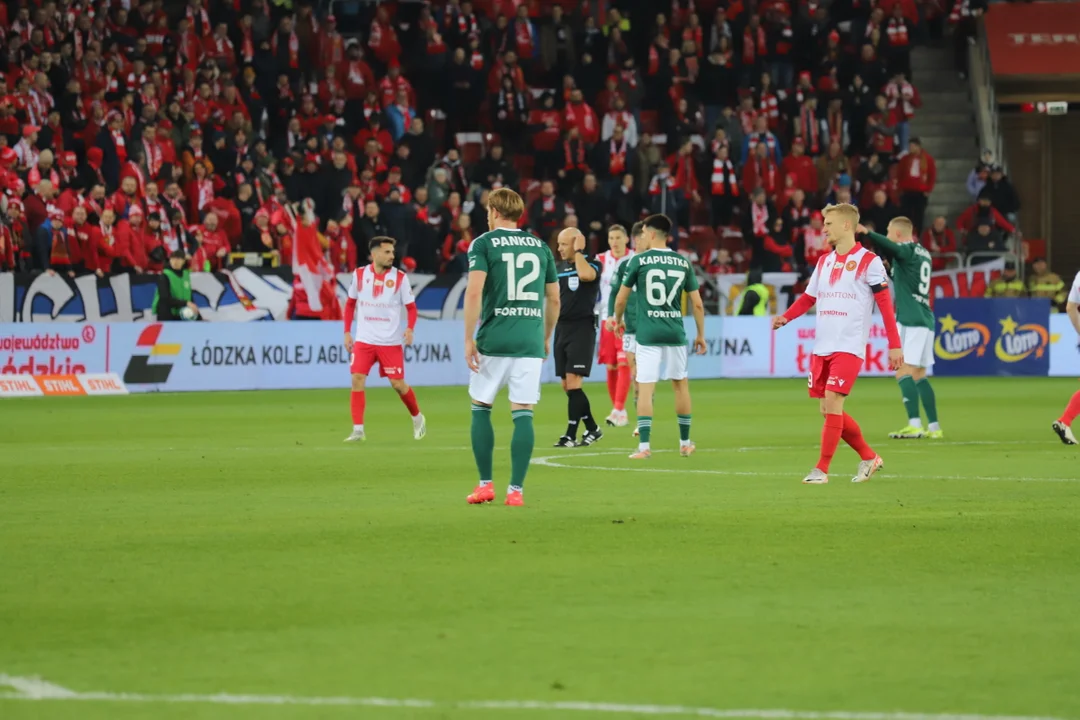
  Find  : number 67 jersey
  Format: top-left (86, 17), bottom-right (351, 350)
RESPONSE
top-left (620, 248), bottom-right (699, 347)
top-left (467, 228), bottom-right (558, 358)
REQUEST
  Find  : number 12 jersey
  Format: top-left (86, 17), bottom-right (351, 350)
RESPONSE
top-left (468, 228), bottom-right (558, 358)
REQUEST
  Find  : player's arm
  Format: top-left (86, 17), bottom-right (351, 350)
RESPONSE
top-left (543, 246), bottom-right (560, 356)
top-left (401, 275), bottom-right (418, 346)
top-left (858, 226), bottom-right (899, 259)
top-left (1068, 302), bottom-right (1080, 338)
top-left (344, 272), bottom-right (358, 348)
top-left (688, 289), bottom-right (706, 354)
top-left (614, 258), bottom-right (637, 335)
top-left (868, 260), bottom-right (904, 370)
top-left (774, 291), bottom-right (816, 329)
top-left (464, 240), bottom-right (490, 371)
top-left (605, 262), bottom-right (624, 330)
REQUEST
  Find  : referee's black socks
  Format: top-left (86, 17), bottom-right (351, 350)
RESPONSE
top-left (566, 388), bottom-right (598, 438)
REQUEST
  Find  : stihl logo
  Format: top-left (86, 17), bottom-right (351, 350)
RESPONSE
top-left (41, 378), bottom-right (81, 394)
top-left (0, 378), bottom-right (37, 393)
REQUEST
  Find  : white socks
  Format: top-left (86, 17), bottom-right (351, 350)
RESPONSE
top-left (928, 422), bottom-right (940, 432)
top-left (909, 418), bottom-right (923, 429)
top-left (353, 424), bottom-right (364, 432)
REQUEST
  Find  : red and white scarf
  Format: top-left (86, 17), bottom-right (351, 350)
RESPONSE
top-left (112, 128), bottom-right (127, 163)
top-left (742, 25), bottom-right (767, 64)
top-left (751, 203), bottom-right (769, 235)
top-left (144, 140), bottom-right (163, 178)
top-left (710, 158), bottom-right (738, 195)
top-left (240, 26), bottom-right (255, 63)
top-left (273, 29), bottom-right (300, 69)
top-left (195, 178), bottom-right (213, 210)
top-left (608, 138), bottom-right (628, 175)
top-left (187, 3), bottom-right (211, 37)
top-left (800, 105), bottom-right (820, 155)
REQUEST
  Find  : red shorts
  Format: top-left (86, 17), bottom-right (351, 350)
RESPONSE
top-left (350, 342), bottom-right (405, 379)
top-left (808, 352), bottom-right (862, 398)
top-left (597, 324), bottom-right (626, 366)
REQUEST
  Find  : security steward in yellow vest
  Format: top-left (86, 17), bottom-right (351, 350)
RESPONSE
top-left (734, 270), bottom-right (770, 315)
top-left (984, 260), bottom-right (1026, 298)
top-left (1026, 257), bottom-right (1067, 311)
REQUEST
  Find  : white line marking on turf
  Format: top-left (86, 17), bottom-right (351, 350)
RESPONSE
top-left (531, 450), bottom-right (1080, 483)
top-left (0, 675), bottom-right (1070, 720)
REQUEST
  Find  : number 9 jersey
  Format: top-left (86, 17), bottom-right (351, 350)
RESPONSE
top-left (468, 228), bottom-right (558, 358)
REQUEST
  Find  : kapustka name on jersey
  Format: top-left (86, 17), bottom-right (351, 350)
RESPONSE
top-left (637, 253), bottom-right (687, 266)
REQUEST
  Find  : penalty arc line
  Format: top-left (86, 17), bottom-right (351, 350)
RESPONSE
top-left (530, 450), bottom-right (1080, 483)
top-left (0, 675), bottom-right (1072, 720)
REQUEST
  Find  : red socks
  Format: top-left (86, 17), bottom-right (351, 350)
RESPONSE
top-left (1059, 390), bottom-right (1080, 425)
top-left (400, 388), bottom-right (421, 417)
top-left (816, 413), bottom-right (844, 473)
top-left (842, 413), bottom-right (877, 461)
top-left (614, 364), bottom-right (631, 412)
top-left (350, 391), bottom-right (365, 425)
top-left (606, 368), bottom-right (618, 404)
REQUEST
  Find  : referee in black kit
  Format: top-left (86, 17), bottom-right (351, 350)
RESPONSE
top-left (553, 227), bottom-right (604, 448)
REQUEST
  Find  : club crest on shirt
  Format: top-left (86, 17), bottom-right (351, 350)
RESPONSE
top-left (385, 278), bottom-right (395, 289)
top-left (845, 260), bottom-right (857, 271)
top-left (568, 276), bottom-right (579, 291)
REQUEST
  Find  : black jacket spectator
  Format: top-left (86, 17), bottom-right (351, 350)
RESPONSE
top-left (472, 146), bottom-right (519, 191)
top-left (573, 176), bottom-right (608, 242)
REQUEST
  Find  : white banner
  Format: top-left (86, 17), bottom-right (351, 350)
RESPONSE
top-left (1049, 314), bottom-right (1079, 377)
top-left (713, 259), bottom-right (1006, 315)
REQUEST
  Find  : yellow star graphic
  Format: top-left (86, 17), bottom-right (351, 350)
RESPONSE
top-left (1000, 316), bottom-right (1019, 335)
top-left (939, 314), bottom-right (959, 333)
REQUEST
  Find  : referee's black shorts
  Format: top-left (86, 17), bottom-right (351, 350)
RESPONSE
top-left (554, 319), bottom-right (596, 378)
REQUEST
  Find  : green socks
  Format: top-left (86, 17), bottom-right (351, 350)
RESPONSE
top-left (897, 375), bottom-right (921, 425)
top-left (677, 414), bottom-right (692, 442)
top-left (917, 378), bottom-right (938, 425)
top-left (510, 409), bottom-right (535, 490)
top-left (471, 403), bottom-right (494, 483)
top-left (637, 415), bottom-right (652, 445)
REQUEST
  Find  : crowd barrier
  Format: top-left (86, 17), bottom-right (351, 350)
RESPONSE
top-left (1, 260), bottom-right (1004, 324)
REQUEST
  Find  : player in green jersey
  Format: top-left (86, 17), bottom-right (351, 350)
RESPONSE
top-left (605, 221), bottom-right (644, 436)
top-left (613, 215), bottom-right (707, 460)
top-left (464, 188), bottom-right (560, 506)
top-left (858, 217), bottom-right (943, 439)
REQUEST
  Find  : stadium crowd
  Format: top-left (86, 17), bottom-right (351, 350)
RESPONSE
top-left (0, 0), bottom-right (1020, 292)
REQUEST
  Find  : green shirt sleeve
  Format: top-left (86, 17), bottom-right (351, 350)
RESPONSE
top-left (544, 244), bottom-right (557, 283)
top-left (607, 262), bottom-right (623, 316)
top-left (622, 256), bottom-right (640, 288)
top-left (467, 236), bottom-right (489, 272)
top-left (684, 260), bottom-right (700, 291)
top-left (866, 231), bottom-right (911, 261)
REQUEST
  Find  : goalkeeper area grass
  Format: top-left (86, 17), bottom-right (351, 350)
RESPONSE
top-left (2, 377), bottom-right (1079, 720)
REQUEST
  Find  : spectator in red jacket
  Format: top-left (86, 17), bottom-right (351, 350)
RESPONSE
top-left (956, 191), bottom-right (1015, 235)
top-left (69, 206), bottom-right (102, 276)
top-left (780, 137), bottom-right (817, 195)
top-left (921, 215), bottom-right (958, 270)
top-left (896, 137), bottom-right (936, 234)
top-left (564, 89), bottom-right (600, 145)
top-left (197, 211), bottom-right (231, 271)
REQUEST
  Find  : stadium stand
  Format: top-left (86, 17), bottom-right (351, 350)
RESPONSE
top-left (0, 0), bottom-right (1016, 300)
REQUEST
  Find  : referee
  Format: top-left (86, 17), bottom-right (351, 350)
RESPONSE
top-left (553, 227), bottom-right (603, 448)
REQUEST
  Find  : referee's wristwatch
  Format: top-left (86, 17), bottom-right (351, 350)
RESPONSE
top-left (574, 249), bottom-right (585, 256)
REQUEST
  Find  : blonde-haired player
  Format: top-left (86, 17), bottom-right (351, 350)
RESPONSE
top-left (464, 187), bottom-right (560, 506)
top-left (773, 203), bottom-right (904, 484)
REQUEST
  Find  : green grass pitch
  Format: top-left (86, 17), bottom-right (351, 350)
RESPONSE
top-left (2, 377), bottom-right (1080, 720)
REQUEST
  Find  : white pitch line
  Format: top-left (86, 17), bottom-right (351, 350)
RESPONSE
top-left (531, 450), bottom-right (1080, 483)
top-left (0, 675), bottom-right (1071, 720)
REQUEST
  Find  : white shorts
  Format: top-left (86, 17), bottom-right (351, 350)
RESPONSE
top-left (469, 355), bottom-right (543, 405)
top-left (635, 345), bottom-right (689, 384)
top-left (622, 333), bottom-right (637, 354)
top-left (899, 324), bottom-right (934, 368)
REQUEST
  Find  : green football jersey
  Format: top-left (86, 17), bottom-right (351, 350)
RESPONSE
top-left (621, 248), bottom-right (699, 347)
top-left (866, 231), bottom-right (934, 329)
top-left (468, 228), bottom-right (558, 358)
top-left (606, 255), bottom-right (639, 334)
